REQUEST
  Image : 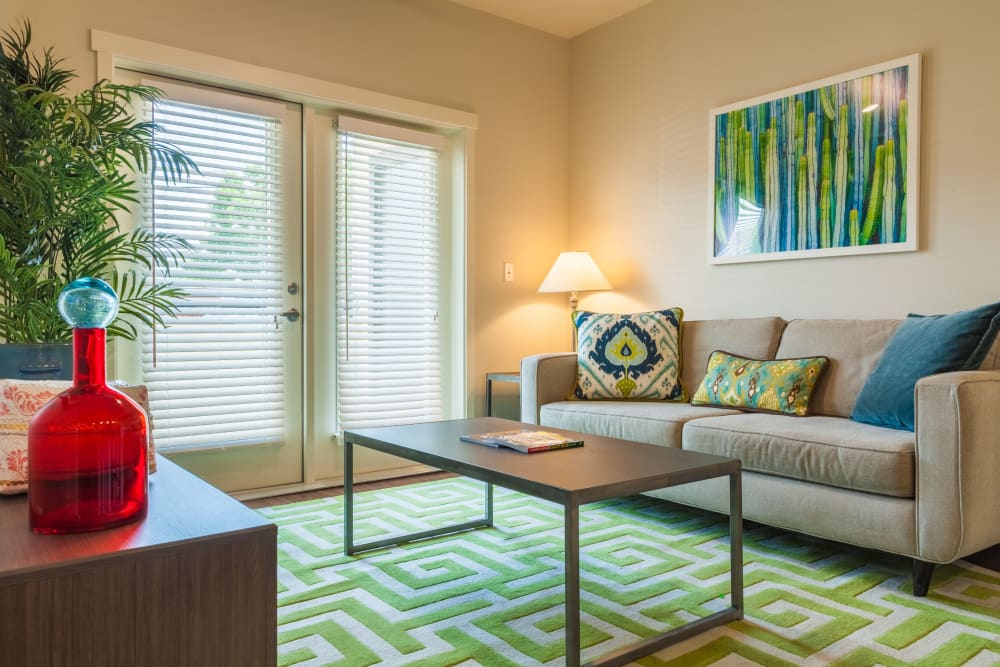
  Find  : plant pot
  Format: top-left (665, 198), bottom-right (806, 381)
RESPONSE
top-left (0, 343), bottom-right (73, 381)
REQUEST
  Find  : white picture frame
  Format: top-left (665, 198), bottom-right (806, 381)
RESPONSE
top-left (708, 54), bottom-right (921, 264)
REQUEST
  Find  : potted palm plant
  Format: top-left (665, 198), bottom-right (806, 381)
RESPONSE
top-left (0, 21), bottom-right (195, 378)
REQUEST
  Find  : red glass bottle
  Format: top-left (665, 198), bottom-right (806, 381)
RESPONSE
top-left (28, 278), bottom-right (148, 534)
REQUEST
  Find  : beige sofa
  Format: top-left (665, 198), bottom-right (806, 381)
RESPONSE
top-left (521, 317), bottom-right (1000, 596)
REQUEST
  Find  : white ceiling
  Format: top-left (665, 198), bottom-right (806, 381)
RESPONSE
top-left (447, 0), bottom-right (654, 38)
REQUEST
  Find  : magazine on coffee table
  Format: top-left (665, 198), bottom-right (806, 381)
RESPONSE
top-left (460, 429), bottom-right (583, 454)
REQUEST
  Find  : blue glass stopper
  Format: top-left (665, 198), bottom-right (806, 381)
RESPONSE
top-left (57, 277), bottom-right (120, 329)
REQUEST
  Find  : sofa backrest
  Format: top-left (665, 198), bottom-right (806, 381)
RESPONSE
top-left (682, 314), bottom-right (999, 417)
top-left (681, 317), bottom-right (786, 396)
top-left (775, 319), bottom-right (900, 417)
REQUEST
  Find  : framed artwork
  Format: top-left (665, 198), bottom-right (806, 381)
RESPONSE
top-left (709, 54), bottom-right (920, 264)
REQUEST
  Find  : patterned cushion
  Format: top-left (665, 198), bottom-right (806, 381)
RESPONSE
top-left (0, 380), bottom-right (64, 495)
top-left (691, 351), bottom-right (829, 416)
top-left (570, 309), bottom-right (686, 401)
top-left (0, 380), bottom-right (156, 495)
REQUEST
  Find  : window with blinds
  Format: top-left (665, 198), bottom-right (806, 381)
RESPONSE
top-left (335, 117), bottom-right (445, 431)
top-left (142, 97), bottom-right (289, 450)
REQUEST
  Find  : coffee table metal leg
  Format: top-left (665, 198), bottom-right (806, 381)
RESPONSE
top-left (486, 482), bottom-right (494, 525)
top-left (583, 467), bottom-right (743, 666)
top-left (730, 470), bottom-right (744, 617)
top-left (565, 502), bottom-right (581, 667)
top-left (345, 437), bottom-right (495, 555)
top-left (344, 439), bottom-right (355, 556)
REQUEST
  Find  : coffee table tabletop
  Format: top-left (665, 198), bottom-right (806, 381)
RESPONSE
top-left (343, 416), bottom-right (742, 667)
top-left (344, 416), bottom-right (738, 504)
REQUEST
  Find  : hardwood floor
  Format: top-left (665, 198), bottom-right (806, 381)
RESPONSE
top-left (244, 474), bottom-right (1000, 573)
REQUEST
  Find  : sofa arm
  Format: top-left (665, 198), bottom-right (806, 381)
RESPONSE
top-left (914, 370), bottom-right (1000, 562)
top-left (520, 353), bottom-right (577, 424)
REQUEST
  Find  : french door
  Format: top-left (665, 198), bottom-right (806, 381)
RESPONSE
top-left (119, 72), bottom-right (304, 492)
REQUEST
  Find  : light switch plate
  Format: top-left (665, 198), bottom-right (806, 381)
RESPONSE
top-left (503, 262), bottom-right (514, 282)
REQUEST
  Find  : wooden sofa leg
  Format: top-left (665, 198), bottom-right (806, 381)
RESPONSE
top-left (912, 559), bottom-right (935, 596)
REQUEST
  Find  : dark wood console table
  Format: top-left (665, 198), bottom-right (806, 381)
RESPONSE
top-left (0, 456), bottom-right (277, 667)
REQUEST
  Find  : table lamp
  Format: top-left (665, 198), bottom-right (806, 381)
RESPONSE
top-left (538, 251), bottom-right (612, 311)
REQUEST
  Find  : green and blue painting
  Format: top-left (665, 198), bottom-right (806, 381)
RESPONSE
top-left (713, 62), bottom-right (913, 259)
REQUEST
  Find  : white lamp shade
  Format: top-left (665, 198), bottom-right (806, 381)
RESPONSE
top-left (538, 251), bottom-right (612, 293)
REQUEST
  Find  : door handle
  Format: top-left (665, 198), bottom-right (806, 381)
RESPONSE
top-left (279, 308), bottom-right (301, 322)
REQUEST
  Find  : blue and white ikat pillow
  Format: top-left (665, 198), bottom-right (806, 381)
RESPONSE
top-left (570, 309), bottom-right (687, 401)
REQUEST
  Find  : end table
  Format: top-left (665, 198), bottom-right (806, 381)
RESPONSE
top-left (485, 371), bottom-right (520, 416)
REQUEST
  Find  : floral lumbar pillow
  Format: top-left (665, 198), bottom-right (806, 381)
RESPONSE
top-left (0, 380), bottom-right (67, 495)
top-left (0, 380), bottom-right (157, 495)
top-left (570, 308), bottom-right (686, 401)
top-left (691, 351), bottom-right (829, 416)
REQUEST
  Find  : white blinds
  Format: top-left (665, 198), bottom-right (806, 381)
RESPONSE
top-left (142, 99), bottom-right (287, 449)
top-left (335, 117), bottom-right (444, 431)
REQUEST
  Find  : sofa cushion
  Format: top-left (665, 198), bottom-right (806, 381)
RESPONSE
top-left (681, 317), bottom-right (786, 394)
top-left (682, 413), bottom-right (915, 497)
top-left (691, 351), bottom-right (828, 416)
top-left (540, 401), bottom-right (740, 449)
top-left (775, 319), bottom-right (899, 418)
top-left (852, 302), bottom-right (1000, 431)
top-left (571, 309), bottom-right (685, 401)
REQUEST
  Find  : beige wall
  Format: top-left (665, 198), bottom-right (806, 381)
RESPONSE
top-left (570, 0), bottom-right (1000, 321)
top-left (10, 0), bottom-right (571, 414)
top-left (18, 0), bottom-right (992, 421)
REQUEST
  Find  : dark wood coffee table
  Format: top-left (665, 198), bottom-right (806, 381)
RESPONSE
top-left (343, 417), bottom-right (742, 667)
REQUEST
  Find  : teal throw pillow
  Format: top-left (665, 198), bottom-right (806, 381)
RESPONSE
top-left (851, 301), bottom-right (1000, 431)
top-left (570, 309), bottom-right (686, 401)
top-left (691, 351), bottom-right (829, 416)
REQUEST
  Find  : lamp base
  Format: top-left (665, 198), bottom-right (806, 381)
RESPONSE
top-left (568, 292), bottom-right (580, 351)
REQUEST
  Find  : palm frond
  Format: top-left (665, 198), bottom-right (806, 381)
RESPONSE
top-left (106, 269), bottom-right (188, 341)
top-left (0, 19), bottom-right (196, 343)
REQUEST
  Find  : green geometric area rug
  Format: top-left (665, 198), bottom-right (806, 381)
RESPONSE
top-left (259, 478), bottom-right (1000, 666)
